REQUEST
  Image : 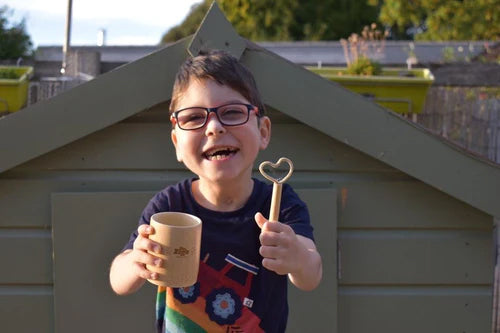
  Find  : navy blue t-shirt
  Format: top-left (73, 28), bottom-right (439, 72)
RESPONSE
top-left (124, 178), bottom-right (313, 333)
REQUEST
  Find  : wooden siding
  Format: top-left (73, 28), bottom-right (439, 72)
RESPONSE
top-left (288, 189), bottom-right (338, 332)
top-left (51, 192), bottom-right (157, 333)
top-left (0, 106), bottom-right (494, 332)
top-left (338, 181), bottom-right (493, 332)
top-left (339, 287), bottom-right (492, 332)
top-left (0, 288), bottom-right (53, 332)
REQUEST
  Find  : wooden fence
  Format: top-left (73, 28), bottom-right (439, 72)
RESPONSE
top-left (417, 86), bottom-right (500, 164)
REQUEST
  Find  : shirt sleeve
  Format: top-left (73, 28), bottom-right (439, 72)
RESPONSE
top-left (280, 184), bottom-right (314, 242)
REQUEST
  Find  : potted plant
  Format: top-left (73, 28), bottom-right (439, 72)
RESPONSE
top-left (308, 24), bottom-right (434, 114)
top-left (0, 65), bottom-right (34, 114)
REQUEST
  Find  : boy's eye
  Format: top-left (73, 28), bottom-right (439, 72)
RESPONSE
top-left (178, 110), bottom-right (206, 124)
top-left (219, 106), bottom-right (246, 120)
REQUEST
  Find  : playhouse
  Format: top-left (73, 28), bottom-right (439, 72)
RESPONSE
top-left (0, 4), bottom-right (498, 332)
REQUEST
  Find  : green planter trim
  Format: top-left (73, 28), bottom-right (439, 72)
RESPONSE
top-left (308, 67), bottom-right (434, 114)
top-left (0, 66), bottom-right (34, 113)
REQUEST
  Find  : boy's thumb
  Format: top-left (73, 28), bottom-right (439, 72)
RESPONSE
top-left (254, 212), bottom-right (267, 230)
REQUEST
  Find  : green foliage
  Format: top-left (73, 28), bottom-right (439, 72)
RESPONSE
top-left (220, 0), bottom-right (380, 41)
top-left (340, 23), bottom-right (387, 75)
top-left (345, 56), bottom-right (382, 75)
top-left (370, 0), bottom-right (499, 40)
top-left (0, 67), bottom-right (20, 79)
top-left (0, 6), bottom-right (33, 60)
top-left (161, 0), bottom-right (379, 42)
top-left (161, 0), bottom-right (212, 43)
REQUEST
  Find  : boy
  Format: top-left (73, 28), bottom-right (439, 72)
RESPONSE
top-left (109, 50), bottom-right (322, 332)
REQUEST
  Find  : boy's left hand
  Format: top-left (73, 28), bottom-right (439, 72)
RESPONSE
top-left (254, 212), bottom-right (307, 275)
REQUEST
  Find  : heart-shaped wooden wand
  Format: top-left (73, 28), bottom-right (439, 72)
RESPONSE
top-left (259, 157), bottom-right (294, 222)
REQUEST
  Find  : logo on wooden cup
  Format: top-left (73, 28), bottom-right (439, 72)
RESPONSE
top-left (174, 246), bottom-right (190, 257)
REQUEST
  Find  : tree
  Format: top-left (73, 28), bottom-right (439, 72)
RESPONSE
top-left (370, 0), bottom-right (500, 40)
top-left (219, 0), bottom-right (379, 41)
top-left (161, 0), bottom-right (212, 43)
top-left (161, 0), bottom-right (379, 42)
top-left (0, 6), bottom-right (33, 60)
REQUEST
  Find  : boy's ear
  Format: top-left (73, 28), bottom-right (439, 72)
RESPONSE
top-left (171, 129), bottom-right (183, 162)
top-left (259, 116), bottom-right (271, 150)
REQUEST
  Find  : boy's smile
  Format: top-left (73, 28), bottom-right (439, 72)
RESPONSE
top-left (171, 78), bottom-right (271, 190)
top-left (203, 146), bottom-right (239, 161)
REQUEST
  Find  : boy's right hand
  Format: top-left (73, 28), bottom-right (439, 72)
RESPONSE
top-left (130, 224), bottom-right (163, 280)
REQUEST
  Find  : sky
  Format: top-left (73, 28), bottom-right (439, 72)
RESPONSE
top-left (3, 0), bottom-right (203, 47)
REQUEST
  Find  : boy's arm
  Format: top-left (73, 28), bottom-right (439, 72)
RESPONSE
top-left (288, 235), bottom-right (322, 291)
top-left (109, 250), bottom-right (147, 295)
top-left (255, 213), bottom-right (322, 291)
top-left (109, 224), bottom-right (162, 295)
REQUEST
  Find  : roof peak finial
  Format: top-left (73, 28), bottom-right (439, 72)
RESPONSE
top-left (188, 1), bottom-right (246, 60)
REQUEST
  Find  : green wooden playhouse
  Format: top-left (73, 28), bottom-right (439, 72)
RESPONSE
top-left (0, 4), bottom-right (498, 332)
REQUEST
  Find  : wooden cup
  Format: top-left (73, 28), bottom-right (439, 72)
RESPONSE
top-left (146, 212), bottom-right (202, 288)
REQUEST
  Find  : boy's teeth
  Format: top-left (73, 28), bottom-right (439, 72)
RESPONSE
top-left (205, 147), bottom-right (237, 160)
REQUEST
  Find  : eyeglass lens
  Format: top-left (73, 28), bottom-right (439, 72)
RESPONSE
top-left (176, 104), bottom-right (251, 130)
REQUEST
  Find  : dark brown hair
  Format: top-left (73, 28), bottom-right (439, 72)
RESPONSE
top-left (169, 50), bottom-right (265, 116)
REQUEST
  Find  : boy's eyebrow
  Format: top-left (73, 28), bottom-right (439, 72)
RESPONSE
top-left (212, 99), bottom-right (250, 106)
top-left (180, 100), bottom-right (251, 109)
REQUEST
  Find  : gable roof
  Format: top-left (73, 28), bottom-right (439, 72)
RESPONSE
top-left (1, 2), bottom-right (499, 218)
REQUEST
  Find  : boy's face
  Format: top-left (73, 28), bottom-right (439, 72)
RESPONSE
top-left (171, 78), bottom-right (271, 185)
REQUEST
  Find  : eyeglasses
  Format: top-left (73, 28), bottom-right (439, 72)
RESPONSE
top-left (171, 103), bottom-right (259, 131)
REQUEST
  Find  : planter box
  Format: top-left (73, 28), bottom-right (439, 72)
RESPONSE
top-left (0, 66), bottom-right (34, 113)
top-left (308, 67), bottom-right (434, 114)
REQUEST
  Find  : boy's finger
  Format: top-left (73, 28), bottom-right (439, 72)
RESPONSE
top-left (134, 236), bottom-right (161, 253)
top-left (144, 239), bottom-right (162, 254)
top-left (262, 258), bottom-right (286, 275)
top-left (259, 244), bottom-right (280, 259)
top-left (259, 229), bottom-right (280, 246)
top-left (254, 212), bottom-right (268, 230)
top-left (135, 250), bottom-right (163, 267)
top-left (138, 224), bottom-right (154, 236)
top-left (133, 262), bottom-right (159, 280)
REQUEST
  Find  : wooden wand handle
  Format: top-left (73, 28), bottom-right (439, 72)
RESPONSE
top-left (269, 182), bottom-right (283, 222)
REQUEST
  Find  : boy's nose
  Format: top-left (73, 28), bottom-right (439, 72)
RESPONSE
top-left (204, 112), bottom-right (226, 135)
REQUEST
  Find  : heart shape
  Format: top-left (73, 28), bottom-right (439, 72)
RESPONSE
top-left (259, 157), bottom-right (294, 184)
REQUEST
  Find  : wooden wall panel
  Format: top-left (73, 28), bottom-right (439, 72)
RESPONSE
top-left (16, 123), bottom-right (391, 172)
top-left (0, 230), bottom-right (52, 284)
top-left (0, 175), bottom-right (188, 228)
top-left (0, 289), bottom-right (53, 332)
top-left (339, 287), bottom-right (491, 333)
top-left (288, 189), bottom-right (338, 333)
top-left (263, 125), bottom-right (391, 172)
top-left (0, 180), bottom-right (51, 228)
top-left (339, 181), bottom-right (492, 229)
top-left (339, 230), bottom-right (493, 285)
top-left (52, 191), bottom-right (157, 333)
top-left (16, 123), bottom-right (177, 171)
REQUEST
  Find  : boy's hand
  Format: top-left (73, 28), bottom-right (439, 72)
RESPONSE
top-left (254, 212), bottom-right (306, 276)
top-left (130, 224), bottom-right (163, 280)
